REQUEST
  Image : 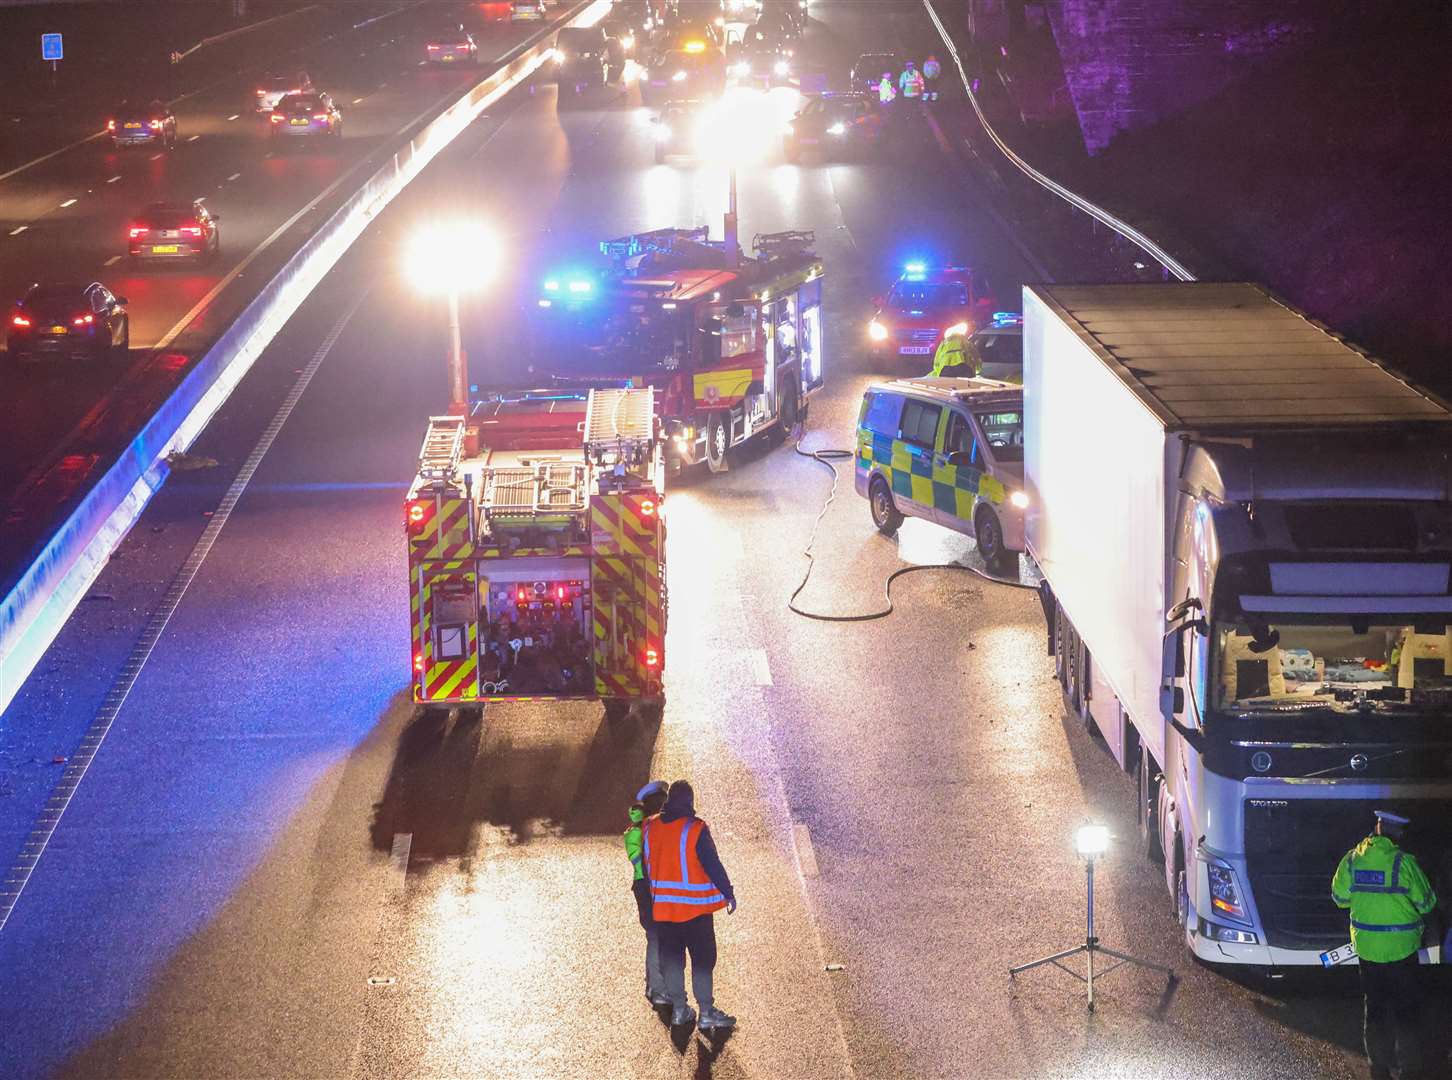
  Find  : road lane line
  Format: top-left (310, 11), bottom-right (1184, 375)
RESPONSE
top-left (106, 175), bottom-right (122, 184)
top-left (59, 198), bottom-right (77, 208)
top-left (150, 153), bottom-right (164, 161)
top-left (748, 647), bottom-right (773, 686)
top-left (104, 255), bottom-right (122, 266)
top-left (0, 288), bottom-right (370, 936)
top-left (388, 833), bottom-right (413, 896)
top-left (187, 134), bottom-right (201, 142)
top-left (8, 225), bottom-right (27, 236)
top-left (792, 821), bottom-right (820, 878)
top-left (353, 97), bottom-right (367, 104)
top-left (227, 172), bottom-right (242, 181)
top-left (227, 114), bottom-right (240, 121)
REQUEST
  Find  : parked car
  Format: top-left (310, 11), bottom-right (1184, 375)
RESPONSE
top-left (966, 312), bottom-right (1023, 382)
top-left (867, 263), bottom-right (997, 365)
top-left (127, 200), bottom-right (220, 264)
top-left (784, 92), bottom-right (883, 161)
top-left (9, 281), bottom-right (129, 363)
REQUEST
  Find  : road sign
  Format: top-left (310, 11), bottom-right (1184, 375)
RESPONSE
top-left (41, 34), bottom-right (63, 62)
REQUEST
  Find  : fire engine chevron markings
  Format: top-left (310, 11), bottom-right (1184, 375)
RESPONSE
top-left (0, 287), bottom-right (370, 935)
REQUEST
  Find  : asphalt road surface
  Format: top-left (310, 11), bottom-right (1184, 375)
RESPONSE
top-left (0, 1), bottom-right (562, 587)
top-left (0, 2), bottom-right (1396, 1077)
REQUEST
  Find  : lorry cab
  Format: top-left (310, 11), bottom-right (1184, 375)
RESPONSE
top-left (855, 376), bottom-right (1028, 569)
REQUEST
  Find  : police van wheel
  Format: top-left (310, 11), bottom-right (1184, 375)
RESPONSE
top-left (974, 507), bottom-right (1011, 571)
top-left (869, 476), bottom-right (903, 535)
top-left (705, 412), bottom-right (730, 473)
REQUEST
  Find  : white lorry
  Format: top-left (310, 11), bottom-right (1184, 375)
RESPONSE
top-left (1024, 282), bottom-right (1452, 968)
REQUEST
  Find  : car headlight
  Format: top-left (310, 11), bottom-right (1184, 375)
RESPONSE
top-left (671, 69), bottom-right (687, 82)
top-left (1207, 864), bottom-right (1247, 920)
top-left (868, 320), bottom-right (888, 342)
top-left (944, 321), bottom-right (969, 337)
top-left (1009, 490), bottom-right (1030, 509)
top-left (773, 59), bottom-right (789, 76)
top-left (621, 34), bottom-right (634, 49)
top-left (827, 121), bottom-right (846, 136)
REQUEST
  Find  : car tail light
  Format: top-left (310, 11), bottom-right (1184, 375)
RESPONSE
top-left (11, 315), bottom-right (31, 328)
top-left (428, 44), bottom-right (440, 50)
top-left (312, 113), bottom-right (328, 120)
top-left (73, 314), bottom-right (94, 326)
top-left (128, 226), bottom-right (149, 238)
top-left (256, 87), bottom-right (266, 95)
top-left (643, 644), bottom-right (661, 668)
top-left (182, 225), bottom-right (203, 237)
top-left (270, 113), bottom-right (284, 123)
top-left (149, 119), bottom-right (163, 130)
top-left (106, 119), bottom-right (116, 131)
top-left (457, 41), bottom-right (471, 49)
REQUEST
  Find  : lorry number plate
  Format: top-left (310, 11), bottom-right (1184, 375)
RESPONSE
top-left (1319, 943), bottom-right (1356, 967)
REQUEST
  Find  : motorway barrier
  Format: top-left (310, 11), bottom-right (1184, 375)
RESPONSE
top-left (921, 0), bottom-right (1196, 284)
top-left (0, 0), bottom-right (611, 715)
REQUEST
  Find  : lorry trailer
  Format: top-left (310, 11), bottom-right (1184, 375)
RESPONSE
top-left (1024, 282), bottom-right (1452, 967)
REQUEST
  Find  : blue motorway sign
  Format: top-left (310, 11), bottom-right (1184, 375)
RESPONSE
top-left (41, 33), bottom-right (64, 62)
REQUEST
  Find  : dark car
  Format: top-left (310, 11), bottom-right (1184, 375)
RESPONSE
top-left (255, 71), bottom-right (312, 113)
top-left (784, 92), bottom-right (882, 161)
top-left (109, 99), bottom-right (177, 149)
top-left (601, 16), bottom-right (638, 60)
top-left (652, 99), bottom-right (706, 163)
top-left (850, 51), bottom-right (901, 94)
top-left (966, 312), bottom-right (1023, 382)
top-left (424, 24), bottom-right (480, 64)
top-left (128, 200), bottom-right (220, 264)
top-left (269, 92), bottom-right (342, 144)
top-left (642, 48), bottom-right (725, 105)
top-left (728, 33), bottom-right (794, 86)
top-left (553, 26), bottom-right (612, 91)
top-left (9, 282), bottom-right (129, 363)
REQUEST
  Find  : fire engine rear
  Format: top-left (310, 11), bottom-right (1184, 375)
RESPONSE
top-left (405, 387), bottom-right (666, 722)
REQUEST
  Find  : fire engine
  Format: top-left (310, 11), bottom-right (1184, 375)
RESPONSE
top-left (529, 226), bottom-right (825, 472)
top-left (405, 387), bottom-right (666, 722)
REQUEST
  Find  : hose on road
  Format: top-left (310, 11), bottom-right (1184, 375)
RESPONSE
top-left (787, 431), bottom-right (1037, 624)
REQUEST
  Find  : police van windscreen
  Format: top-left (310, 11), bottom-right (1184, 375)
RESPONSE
top-left (530, 304), bottom-right (684, 377)
top-left (974, 410), bottom-right (1023, 461)
top-left (890, 281), bottom-right (966, 309)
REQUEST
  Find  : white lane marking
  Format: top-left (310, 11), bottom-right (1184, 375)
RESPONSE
top-left (792, 821), bottom-right (820, 878)
top-left (0, 289), bottom-right (370, 936)
top-left (9, 225), bottom-right (27, 236)
top-left (353, 96), bottom-right (366, 104)
top-left (106, 174), bottom-right (123, 184)
top-left (388, 833), bottom-right (413, 896)
top-left (187, 134), bottom-right (201, 143)
top-left (227, 114), bottom-right (240, 121)
top-left (748, 648), bottom-right (773, 686)
top-left (227, 172), bottom-right (242, 181)
top-left (149, 153), bottom-right (164, 161)
top-left (59, 198), bottom-right (77, 208)
top-left (104, 255), bottom-right (122, 266)
top-left (377, 82), bottom-right (388, 89)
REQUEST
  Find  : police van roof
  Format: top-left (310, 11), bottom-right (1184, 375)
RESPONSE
top-left (873, 376), bottom-right (1022, 409)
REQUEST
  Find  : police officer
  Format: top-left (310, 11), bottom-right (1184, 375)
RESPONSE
top-left (930, 325), bottom-right (973, 378)
top-left (898, 60), bottom-right (924, 101)
top-left (624, 781), bottom-right (671, 1007)
top-left (643, 780), bottom-right (737, 1033)
top-left (877, 71), bottom-right (896, 106)
top-left (1332, 809), bottom-right (1437, 1080)
top-left (922, 53), bottom-right (942, 100)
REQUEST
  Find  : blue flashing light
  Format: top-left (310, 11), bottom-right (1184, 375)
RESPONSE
top-left (992, 310), bottom-right (1023, 325)
top-left (568, 280), bottom-right (593, 294)
top-left (903, 261), bottom-right (926, 274)
top-left (544, 279), bottom-right (561, 291)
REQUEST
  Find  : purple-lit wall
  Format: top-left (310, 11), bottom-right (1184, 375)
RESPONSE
top-left (1044, 0), bottom-right (1323, 154)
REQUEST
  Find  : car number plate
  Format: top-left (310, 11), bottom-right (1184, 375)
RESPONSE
top-left (151, 244), bottom-right (180, 254)
top-left (124, 122), bottom-right (142, 129)
top-left (291, 118), bottom-right (309, 125)
top-left (1319, 943), bottom-right (1357, 967)
top-left (900, 346), bottom-right (932, 355)
top-left (47, 326), bottom-right (68, 335)
top-left (442, 54), bottom-right (456, 60)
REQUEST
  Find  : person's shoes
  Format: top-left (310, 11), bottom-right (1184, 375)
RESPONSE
top-left (697, 1006), bottom-right (736, 1031)
top-left (646, 989), bottom-right (672, 1007)
top-left (670, 1004), bottom-right (697, 1027)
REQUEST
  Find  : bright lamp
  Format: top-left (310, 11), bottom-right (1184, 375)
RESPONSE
top-left (1075, 824), bottom-right (1110, 857)
top-left (405, 222), bottom-right (497, 295)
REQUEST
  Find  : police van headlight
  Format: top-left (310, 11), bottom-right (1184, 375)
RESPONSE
top-left (1207, 863), bottom-right (1247, 921)
top-left (1009, 490), bottom-right (1030, 509)
top-left (868, 319), bottom-right (888, 342)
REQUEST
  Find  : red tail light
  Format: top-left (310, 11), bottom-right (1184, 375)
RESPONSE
top-left (413, 652), bottom-right (425, 673)
top-left (406, 500), bottom-right (428, 534)
top-left (11, 315), bottom-right (31, 328)
top-left (128, 226), bottom-right (149, 238)
top-left (556, 586), bottom-right (567, 600)
top-left (73, 315), bottom-right (94, 327)
top-left (639, 497), bottom-right (656, 517)
top-left (643, 645), bottom-right (661, 668)
top-left (106, 119), bottom-right (116, 131)
top-left (428, 44), bottom-right (440, 49)
top-left (149, 119), bottom-right (164, 130)
top-left (270, 113), bottom-right (284, 123)
top-left (312, 113), bottom-right (328, 120)
top-left (516, 586), bottom-right (527, 603)
top-left (181, 224), bottom-right (203, 237)
top-left (256, 88), bottom-right (266, 95)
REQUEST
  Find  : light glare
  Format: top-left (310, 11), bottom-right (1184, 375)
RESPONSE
top-left (1076, 824), bottom-right (1110, 856)
top-left (406, 222), bottom-right (498, 294)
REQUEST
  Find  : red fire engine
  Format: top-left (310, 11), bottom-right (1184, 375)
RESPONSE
top-left (405, 387), bottom-right (666, 722)
top-left (529, 227), bottom-right (824, 472)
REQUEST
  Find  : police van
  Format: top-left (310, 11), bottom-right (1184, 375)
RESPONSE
top-left (855, 377), bottom-right (1027, 569)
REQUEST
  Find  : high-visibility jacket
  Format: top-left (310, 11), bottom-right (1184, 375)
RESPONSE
top-left (878, 76), bottom-right (896, 104)
top-left (931, 334), bottom-right (972, 377)
top-left (899, 69), bottom-right (924, 98)
top-left (644, 815), bottom-right (727, 922)
top-left (1331, 834), bottom-right (1437, 963)
top-left (624, 807), bottom-right (646, 882)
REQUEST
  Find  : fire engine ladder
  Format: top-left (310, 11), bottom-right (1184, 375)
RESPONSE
top-left (583, 387), bottom-right (655, 477)
top-left (753, 230), bottom-right (816, 261)
top-left (480, 462), bottom-right (589, 535)
top-left (600, 226), bottom-right (711, 262)
top-left (417, 415), bottom-right (466, 483)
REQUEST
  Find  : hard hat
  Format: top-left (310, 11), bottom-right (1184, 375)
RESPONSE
top-left (636, 780), bottom-right (668, 802)
top-left (1374, 809), bottom-right (1411, 828)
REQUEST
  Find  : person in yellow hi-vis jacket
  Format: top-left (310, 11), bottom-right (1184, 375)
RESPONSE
top-left (1332, 809), bottom-right (1437, 1080)
top-left (624, 780), bottom-right (670, 1007)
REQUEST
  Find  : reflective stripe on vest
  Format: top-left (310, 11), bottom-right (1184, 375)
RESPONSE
top-left (1352, 918), bottom-right (1423, 933)
top-left (644, 817), bottom-right (727, 920)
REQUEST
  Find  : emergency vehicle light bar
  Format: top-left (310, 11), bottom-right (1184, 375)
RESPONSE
top-left (600, 226), bottom-right (712, 262)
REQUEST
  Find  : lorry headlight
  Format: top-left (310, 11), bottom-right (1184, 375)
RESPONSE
top-left (868, 319), bottom-right (888, 342)
top-left (1198, 917), bottom-right (1258, 945)
top-left (1207, 864), bottom-right (1246, 920)
top-left (1009, 490), bottom-right (1030, 509)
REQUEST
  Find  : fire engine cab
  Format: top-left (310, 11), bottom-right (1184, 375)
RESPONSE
top-left (529, 226), bottom-right (825, 473)
top-left (405, 387), bottom-right (666, 722)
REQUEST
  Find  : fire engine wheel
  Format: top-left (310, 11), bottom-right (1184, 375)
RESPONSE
top-left (869, 476), bottom-right (903, 535)
top-left (705, 412), bottom-right (730, 473)
top-left (603, 699), bottom-right (631, 724)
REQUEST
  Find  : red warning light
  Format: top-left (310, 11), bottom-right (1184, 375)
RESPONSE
top-left (413, 652), bottom-right (425, 673)
top-left (644, 645), bottom-right (660, 667)
top-left (408, 504), bottom-right (426, 522)
top-left (639, 497), bottom-right (656, 517)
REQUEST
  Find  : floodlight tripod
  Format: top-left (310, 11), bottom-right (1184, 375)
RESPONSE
top-left (1008, 853), bottom-right (1175, 1011)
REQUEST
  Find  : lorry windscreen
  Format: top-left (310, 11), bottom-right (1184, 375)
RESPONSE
top-left (531, 305), bottom-right (684, 376)
top-left (1216, 618), bottom-right (1452, 714)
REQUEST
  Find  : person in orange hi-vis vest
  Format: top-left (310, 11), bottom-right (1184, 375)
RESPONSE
top-left (643, 780), bottom-right (737, 1033)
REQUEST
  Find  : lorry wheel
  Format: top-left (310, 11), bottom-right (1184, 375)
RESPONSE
top-left (705, 412), bottom-right (730, 473)
top-left (1136, 745), bottom-right (1163, 863)
top-left (869, 476), bottom-right (903, 535)
top-left (974, 506), bottom-right (1012, 572)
